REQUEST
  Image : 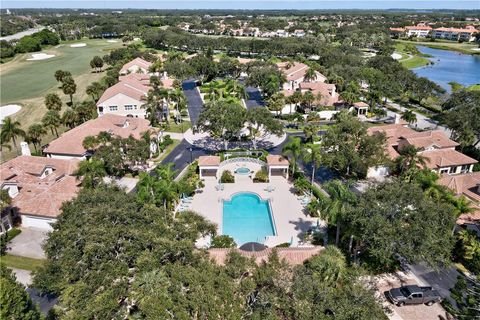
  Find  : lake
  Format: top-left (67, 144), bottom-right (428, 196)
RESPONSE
top-left (413, 46), bottom-right (480, 92)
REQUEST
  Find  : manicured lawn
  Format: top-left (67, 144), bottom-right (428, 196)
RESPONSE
top-left (394, 42), bottom-right (431, 69)
top-left (0, 38), bottom-right (122, 163)
top-left (164, 121), bottom-right (191, 133)
top-left (2, 254), bottom-right (46, 271)
top-left (157, 139), bottom-right (181, 162)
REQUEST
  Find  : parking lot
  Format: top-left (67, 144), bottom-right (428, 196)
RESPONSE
top-left (372, 272), bottom-right (449, 320)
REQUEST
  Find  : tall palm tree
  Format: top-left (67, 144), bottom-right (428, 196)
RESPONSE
top-left (304, 68), bottom-right (317, 82)
top-left (396, 145), bottom-right (429, 175)
top-left (25, 124), bottom-right (46, 152)
top-left (144, 90), bottom-right (162, 126)
top-left (42, 110), bottom-right (62, 137)
top-left (62, 109), bottom-right (79, 129)
top-left (282, 136), bottom-right (302, 176)
top-left (303, 124), bottom-right (320, 143)
top-left (0, 117), bottom-right (25, 153)
top-left (302, 91), bottom-right (315, 110)
top-left (318, 180), bottom-right (356, 246)
top-left (266, 92), bottom-right (285, 116)
top-left (401, 110), bottom-right (417, 125)
top-left (136, 172), bottom-right (159, 204)
top-left (86, 82), bottom-right (105, 102)
top-left (61, 76), bottom-right (77, 105)
top-left (44, 93), bottom-right (63, 111)
top-left (75, 158), bottom-right (107, 188)
top-left (302, 142), bottom-right (322, 186)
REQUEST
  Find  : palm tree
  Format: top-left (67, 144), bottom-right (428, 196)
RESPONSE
top-left (302, 91), bottom-right (315, 110)
top-left (86, 82), bottom-right (105, 102)
top-left (304, 68), bottom-right (317, 82)
top-left (303, 124), bottom-right (320, 143)
top-left (396, 145), bottom-right (429, 175)
top-left (82, 135), bottom-right (98, 151)
top-left (401, 110), bottom-right (417, 125)
top-left (282, 136), bottom-right (302, 176)
top-left (318, 180), bottom-right (356, 246)
top-left (136, 172), bottom-right (159, 204)
top-left (42, 110), bottom-right (62, 137)
top-left (144, 90), bottom-right (162, 126)
top-left (61, 76), bottom-right (77, 105)
top-left (62, 109), bottom-right (79, 129)
top-left (75, 158), bottom-right (107, 188)
top-left (305, 245), bottom-right (346, 285)
top-left (0, 117), bottom-right (25, 153)
top-left (302, 142), bottom-right (322, 186)
top-left (25, 124), bottom-right (46, 152)
top-left (44, 93), bottom-right (62, 111)
top-left (340, 90), bottom-right (358, 106)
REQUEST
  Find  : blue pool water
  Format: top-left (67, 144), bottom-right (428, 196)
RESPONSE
top-left (222, 193), bottom-right (275, 245)
top-left (235, 167), bottom-right (250, 175)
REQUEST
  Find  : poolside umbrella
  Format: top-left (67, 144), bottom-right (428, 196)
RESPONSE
top-left (239, 242), bottom-right (267, 252)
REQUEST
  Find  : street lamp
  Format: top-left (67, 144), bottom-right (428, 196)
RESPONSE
top-left (189, 147), bottom-right (193, 163)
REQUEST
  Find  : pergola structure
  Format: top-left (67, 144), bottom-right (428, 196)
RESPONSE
top-left (266, 155), bottom-right (289, 180)
top-left (353, 101), bottom-right (369, 116)
top-left (198, 156), bottom-right (220, 179)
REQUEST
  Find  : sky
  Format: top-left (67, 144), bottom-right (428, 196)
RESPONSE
top-left (2, 1), bottom-right (479, 10)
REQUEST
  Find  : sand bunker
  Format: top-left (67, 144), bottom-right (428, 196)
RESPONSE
top-left (70, 43), bottom-right (87, 48)
top-left (0, 104), bottom-right (22, 123)
top-left (391, 53), bottom-right (402, 60)
top-left (27, 53), bottom-right (55, 61)
top-left (107, 40), bottom-right (118, 43)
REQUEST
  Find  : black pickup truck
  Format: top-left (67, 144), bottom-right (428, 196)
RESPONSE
top-left (386, 285), bottom-right (442, 307)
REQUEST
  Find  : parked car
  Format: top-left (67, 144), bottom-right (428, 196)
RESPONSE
top-left (386, 285), bottom-right (442, 307)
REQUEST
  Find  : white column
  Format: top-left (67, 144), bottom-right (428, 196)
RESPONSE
top-left (199, 167), bottom-right (203, 179)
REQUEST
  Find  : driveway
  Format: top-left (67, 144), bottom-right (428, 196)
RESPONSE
top-left (405, 263), bottom-right (459, 301)
top-left (182, 79), bottom-right (203, 125)
top-left (7, 227), bottom-right (48, 259)
top-left (372, 272), bottom-right (449, 320)
top-left (245, 86), bottom-right (265, 109)
top-left (160, 139), bottom-right (209, 178)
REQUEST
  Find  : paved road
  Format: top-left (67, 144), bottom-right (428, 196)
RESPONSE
top-left (182, 80), bottom-right (203, 125)
top-left (405, 263), bottom-right (459, 300)
top-left (245, 86), bottom-right (265, 109)
top-left (0, 26), bottom-right (45, 41)
top-left (160, 139), bottom-right (208, 177)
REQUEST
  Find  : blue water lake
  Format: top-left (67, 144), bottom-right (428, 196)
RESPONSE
top-left (413, 46), bottom-right (480, 92)
top-left (222, 192), bottom-right (275, 245)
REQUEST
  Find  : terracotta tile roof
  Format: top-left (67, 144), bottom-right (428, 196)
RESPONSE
top-left (120, 57), bottom-right (152, 74)
top-left (398, 130), bottom-right (459, 150)
top-left (405, 25), bottom-right (432, 31)
top-left (97, 77), bottom-right (150, 105)
top-left (208, 246), bottom-right (323, 266)
top-left (0, 156), bottom-right (80, 218)
top-left (198, 156), bottom-right (220, 166)
top-left (298, 82), bottom-right (341, 106)
top-left (420, 149), bottom-right (478, 169)
top-left (118, 73), bottom-right (151, 85)
top-left (276, 62), bottom-right (309, 82)
top-left (434, 27), bottom-right (479, 34)
top-left (353, 101), bottom-right (369, 108)
top-left (367, 124), bottom-right (417, 159)
top-left (44, 114), bottom-right (151, 156)
top-left (438, 172), bottom-right (480, 225)
top-left (438, 172), bottom-right (480, 203)
top-left (266, 155), bottom-right (289, 166)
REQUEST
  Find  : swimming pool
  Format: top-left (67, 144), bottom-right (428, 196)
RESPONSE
top-left (222, 192), bottom-right (276, 245)
top-left (235, 167), bottom-right (250, 175)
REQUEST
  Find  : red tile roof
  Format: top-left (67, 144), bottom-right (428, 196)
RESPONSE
top-left (198, 156), bottom-right (221, 166)
top-left (44, 114), bottom-right (151, 156)
top-left (207, 246), bottom-right (323, 266)
top-left (398, 130), bottom-right (459, 150)
top-left (420, 149), bottom-right (478, 169)
top-left (266, 155), bottom-right (289, 166)
top-left (367, 124), bottom-right (418, 159)
top-left (276, 62), bottom-right (310, 82)
top-left (97, 77), bottom-right (150, 105)
top-left (0, 156), bottom-right (80, 218)
top-left (120, 57), bottom-right (152, 74)
top-left (434, 27), bottom-right (479, 34)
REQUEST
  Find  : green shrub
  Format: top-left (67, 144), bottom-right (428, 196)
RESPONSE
top-left (275, 242), bottom-right (291, 248)
top-left (220, 170), bottom-right (235, 183)
top-left (210, 235), bottom-right (237, 248)
top-left (253, 169), bottom-right (269, 183)
top-left (0, 228), bottom-right (21, 255)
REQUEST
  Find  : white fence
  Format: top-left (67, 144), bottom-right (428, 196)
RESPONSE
top-left (219, 157), bottom-right (267, 168)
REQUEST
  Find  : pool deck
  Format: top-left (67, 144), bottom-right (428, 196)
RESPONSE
top-left (185, 172), bottom-right (321, 247)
